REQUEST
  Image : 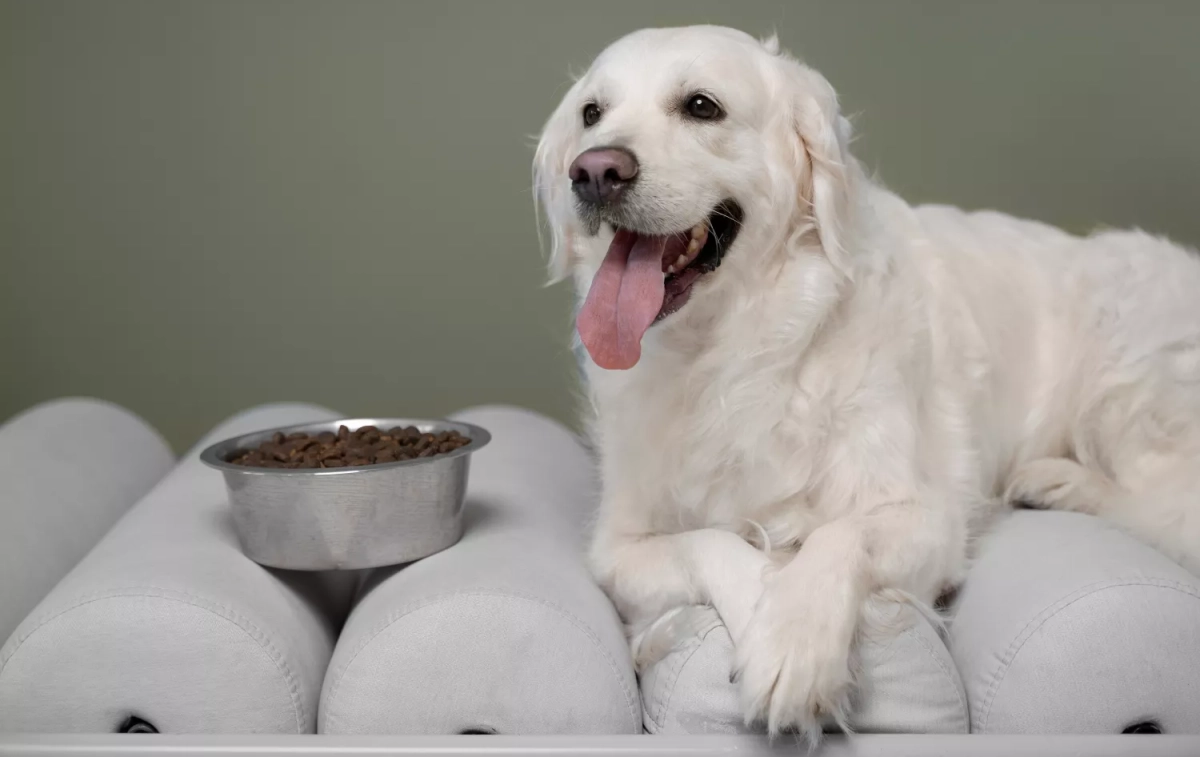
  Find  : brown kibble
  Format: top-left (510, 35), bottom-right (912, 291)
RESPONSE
top-left (227, 422), bottom-right (472, 469)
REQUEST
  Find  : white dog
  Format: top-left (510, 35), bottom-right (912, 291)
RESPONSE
top-left (533, 24), bottom-right (1200, 741)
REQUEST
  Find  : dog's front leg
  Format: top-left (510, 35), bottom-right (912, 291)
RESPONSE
top-left (734, 497), bottom-right (956, 743)
top-left (590, 526), bottom-right (773, 671)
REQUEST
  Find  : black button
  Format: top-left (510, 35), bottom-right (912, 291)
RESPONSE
top-left (117, 716), bottom-right (158, 734)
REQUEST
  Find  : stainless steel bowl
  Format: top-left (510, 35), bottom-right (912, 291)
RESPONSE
top-left (200, 417), bottom-right (491, 570)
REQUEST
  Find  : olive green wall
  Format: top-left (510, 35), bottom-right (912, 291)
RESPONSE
top-left (3, 1), bottom-right (1199, 451)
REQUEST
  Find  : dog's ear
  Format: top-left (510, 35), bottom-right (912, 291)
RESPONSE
top-left (532, 79), bottom-right (585, 286)
top-left (774, 56), bottom-right (861, 279)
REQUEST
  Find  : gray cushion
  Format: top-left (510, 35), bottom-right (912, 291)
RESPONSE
top-left (319, 405), bottom-right (641, 735)
top-left (640, 605), bottom-right (968, 735)
top-left (0, 403), bottom-right (359, 734)
top-left (0, 398), bottom-right (175, 644)
top-left (950, 510), bottom-right (1200, 734)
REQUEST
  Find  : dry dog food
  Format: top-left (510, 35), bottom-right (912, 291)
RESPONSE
top-left (227, 425), bottom-right (471, 469)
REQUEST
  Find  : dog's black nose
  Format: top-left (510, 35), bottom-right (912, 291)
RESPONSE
top-left (569, 147), bottom-right (638, 206)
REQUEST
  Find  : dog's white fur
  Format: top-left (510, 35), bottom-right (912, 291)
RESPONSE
top-left (534, 25), bottom-right (1200, 741)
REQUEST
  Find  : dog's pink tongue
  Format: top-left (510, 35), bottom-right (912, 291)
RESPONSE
top-left (578, 229), bottom-right (667, 370)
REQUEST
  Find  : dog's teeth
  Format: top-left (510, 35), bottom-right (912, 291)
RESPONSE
top-left (667, 264), bottom-right (677, 274)
top-left (675, 254), bottom-right (688, 267)
top-left (687, 239), bottom-right (700, 255)
top-left (690, 223), bottom-right (706, 239)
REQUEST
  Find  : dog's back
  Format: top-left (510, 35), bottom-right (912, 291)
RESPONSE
top-left (911, 201), bottom-right (1200, 573)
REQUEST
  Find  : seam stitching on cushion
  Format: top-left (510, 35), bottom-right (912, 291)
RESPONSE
top-left (0, 587), bottom-right (307, 733)
top-left (322, 589), bottom-right (639, 733)
top-left (651, 623), bottom-right (715, 733)
top-left (977, 577), bottom-right (1200, 732)
top-left (648, 611), bottom-right (727, 734)
top-left (644, 638), bottom-right (688, 732)
top-left (901, 624), bottom-right (969, 731)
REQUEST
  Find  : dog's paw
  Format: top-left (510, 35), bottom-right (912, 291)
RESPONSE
top-left (630, 604), bottom-right (721, 673)
top-left (1006, 457), bottom-right (1109, 513)
top-left (733, 586), bottom-right (855, 745)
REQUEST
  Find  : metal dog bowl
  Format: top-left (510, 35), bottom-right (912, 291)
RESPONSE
top-left (200, 417), bottom-right (491, 570)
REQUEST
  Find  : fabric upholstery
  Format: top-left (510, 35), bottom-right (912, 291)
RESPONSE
top-left (0, 403), bottom-right (360, 734)
top-left (6, 397), bottom-right (1198, 739)
top-left (640, 605), bottom-right (968, 735)
top-left (319, 405), bottom-right (641, 735)
top-left (950, 510), bottom-right (1200, 734)
top-left (0, 398), bottom-right (175, 645)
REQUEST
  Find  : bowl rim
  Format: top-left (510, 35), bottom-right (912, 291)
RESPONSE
top-left (198, 417), bottom-right (491, 476)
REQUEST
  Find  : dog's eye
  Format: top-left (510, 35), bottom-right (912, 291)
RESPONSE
top-left (582, 103), bottom-right (602, 128)
top-left (683, 93), bottom-right (722, 121)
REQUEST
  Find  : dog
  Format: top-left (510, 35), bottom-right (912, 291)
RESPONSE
top-left (532, 24), bottom-right (1200, 741)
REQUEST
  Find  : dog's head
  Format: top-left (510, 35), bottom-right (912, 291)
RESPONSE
top-left (533, 25), bottom-right (862, 370)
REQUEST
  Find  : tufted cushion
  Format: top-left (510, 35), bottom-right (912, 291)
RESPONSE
top-left (640, 604), bottom-right (968, 735)
top-left (0, 404), bottom-right (359, 734)
top-left (0, 398), bottom-right (175, 645)
top-left (950, 510), bottom-right (1200, 734)
top-left (319, 405), bottom-right (641, 735)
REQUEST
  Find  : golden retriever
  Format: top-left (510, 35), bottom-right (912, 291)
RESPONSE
top-left (532, 24), bottom-right (1200, 741)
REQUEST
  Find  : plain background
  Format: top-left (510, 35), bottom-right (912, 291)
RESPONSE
top-left (3, 0), bottom-right (1199, 451)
